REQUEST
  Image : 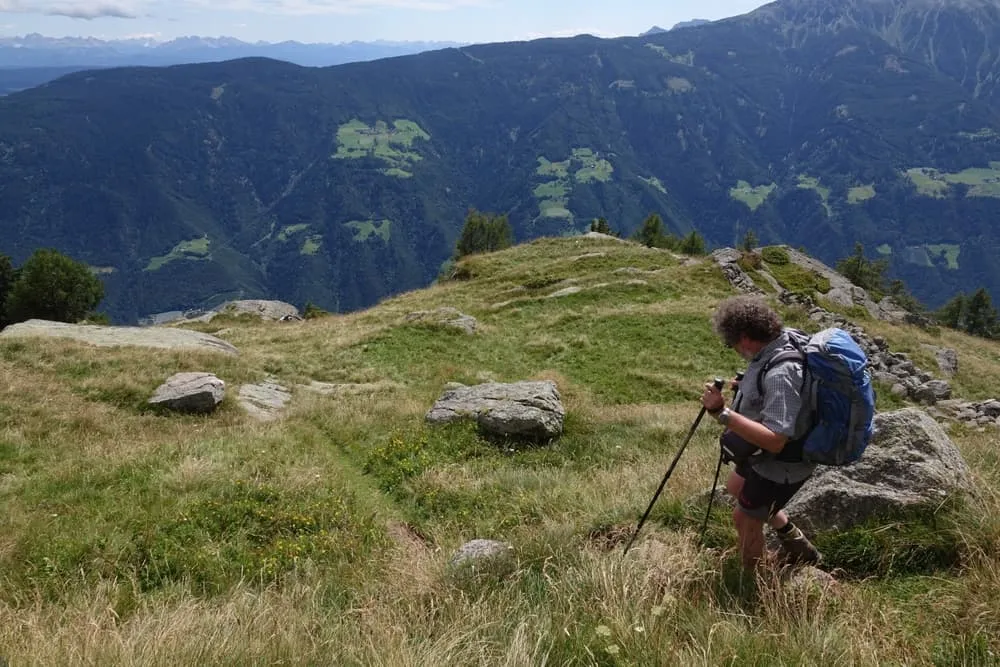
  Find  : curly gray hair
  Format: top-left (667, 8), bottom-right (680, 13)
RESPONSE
top-left (711, 295), bottom-right (782, 348)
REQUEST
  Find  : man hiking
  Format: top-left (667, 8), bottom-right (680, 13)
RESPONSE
top-left (699, 295), bottom-right (822, 570)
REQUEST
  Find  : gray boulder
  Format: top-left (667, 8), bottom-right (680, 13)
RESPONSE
top-left (404, 307), bottom-right (478, 335)
top-left (922, 344), bottom-right (959, 377)
top-left (785, 408), bottom-right (974, 534)
top-left (426, 381), bottom-right (565, 440)
top-left (149, 372), bottom-right (225, 413)
top-left (912, 380), bottom-right (952, 405)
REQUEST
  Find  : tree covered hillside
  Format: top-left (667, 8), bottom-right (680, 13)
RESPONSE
top-left (4, 0), bottom-right (1000, 321)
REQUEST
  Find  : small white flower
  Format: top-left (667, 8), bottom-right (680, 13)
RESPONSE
top-left (605, 644), bottom-right (620, 655)
top-left (634, 626), bottom-right (645, 633)
top-left (595, 625), bottom-right (612, 637)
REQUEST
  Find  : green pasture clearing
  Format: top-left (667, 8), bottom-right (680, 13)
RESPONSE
top-left (333, 119), bottom-right (430, 175)
top-left (906, 163), bottom-right (1000, 198)
top-left (925, 244), bottom-right (961, 269)
top-left (848, 184), bottom-right (876, 204)
top-left (344, 219), bottom-right (393, 243)
top-left (301, 235), bottom-right (322, 256)
top-left (144, 237), bottom-right (211, 272)
top-left (797, 174), bottom-right (833, 215)
top-left (533, 148), bottom-right (614, 220)
top-left (277, 224), bottom-right (310, 242)
top-left (729, 180), bottom-right (775, 211)
top-left (877, 244), bottom-right (892, 255)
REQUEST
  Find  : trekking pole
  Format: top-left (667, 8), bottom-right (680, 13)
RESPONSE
top-left (622, 378), bottom-right (724, 557)
top-left (698, 372), bottom-right (742, 547)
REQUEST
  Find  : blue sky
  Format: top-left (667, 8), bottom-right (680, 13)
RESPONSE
top-left (0, 0), bottom-right (769, 43)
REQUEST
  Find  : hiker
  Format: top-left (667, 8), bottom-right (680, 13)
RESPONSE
top-left (699, 295), bottom-right (822, 570)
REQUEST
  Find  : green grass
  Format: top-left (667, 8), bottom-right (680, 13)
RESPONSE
top-left (906, 163), bottom-right (1000, 198)
top-left (766, 261), bottom-right (831, 295)
top-left (144, 236), bottom-right (211, 272)
top-left (333, 118), bottom-right (430, 171)
top-left (2, 234), bottom-right (1000, 664)
top-left (848, 184), bottom-right (876, 204)
top-left (729, 180), bottom-right (775, 211)
top-left (925, 244), bottom-right (961, 270)
top-left (301, 235), bottom-right (322, 255)
top-left (345, 219), bottom-right (392, 242)
top-left (534, 148), bottom-right (613, 220)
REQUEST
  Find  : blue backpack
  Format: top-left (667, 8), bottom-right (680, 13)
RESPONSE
top-left (757, 327), bottom-right (876, 466)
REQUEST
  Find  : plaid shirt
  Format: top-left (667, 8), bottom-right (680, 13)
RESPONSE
top-left (732, 330), bottom-right (817, 484)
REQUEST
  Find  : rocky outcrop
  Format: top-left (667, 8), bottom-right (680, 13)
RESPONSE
top-left (404, 307), bottom-right (478, 335)
top-left (177, 300), bottom-right (302, 324)
top-left (711, 248), bottom-right (765, 295)
top-left (929, 398), bottom-right (1000, 429)
top-left (0, 319), bottom-right (239, 356)
top-left (426, 381), bottom-right (565, 440)
top-left (784, 409), bottom-right (974, 534)
top-left (779, 292), bottom-right (952, 405)
top-left (149, 372), bottom-right (226, 413)
top-left (213, 300), bottom-right (301, 321)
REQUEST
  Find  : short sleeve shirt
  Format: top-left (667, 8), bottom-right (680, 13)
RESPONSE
top-left (732, 330), bottom-right (817, 484)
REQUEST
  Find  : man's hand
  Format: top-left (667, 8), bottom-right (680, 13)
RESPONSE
top-left (701, 382), bottom-right (725, 414)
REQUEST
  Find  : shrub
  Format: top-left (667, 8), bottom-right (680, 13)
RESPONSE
top-left (760, 246), bottom-right (790, 265)
top-left (5, 248), bottom-right (104, 324)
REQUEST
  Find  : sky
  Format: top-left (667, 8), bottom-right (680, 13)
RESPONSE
top-left (0, 0), bottom-right (769, 44)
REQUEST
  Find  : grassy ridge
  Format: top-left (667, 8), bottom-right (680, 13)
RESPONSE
top-left (0, 236), bottom-right (999, 663)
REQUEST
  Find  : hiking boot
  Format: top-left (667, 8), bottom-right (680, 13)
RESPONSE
top-left (776, 525), bottom-right (822, 566)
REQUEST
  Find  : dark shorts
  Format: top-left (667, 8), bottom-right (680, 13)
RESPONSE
top-left (734, 462), bottom-right (808, 521)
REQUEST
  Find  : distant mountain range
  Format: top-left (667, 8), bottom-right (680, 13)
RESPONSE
top-left (0, 34), bottom-right (465, 94)
top-left (0, 34), bottom-right (466, 68)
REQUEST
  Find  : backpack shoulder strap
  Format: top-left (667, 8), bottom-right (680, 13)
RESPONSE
top-left (756, 345), bottom-right (806, 395)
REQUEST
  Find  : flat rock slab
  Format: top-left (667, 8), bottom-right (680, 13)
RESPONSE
top-left (238, 380), bottom-right (292, 421)
top-left (426, 380), bottom-right (565, 440)
top-left (149, 372), bottom-right (225, 413)
top-left (1, 319), bottom-right (239, 356)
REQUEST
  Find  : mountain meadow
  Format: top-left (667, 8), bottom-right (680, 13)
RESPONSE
top-left (0, 234), bottom-right (997, 664)
top-left (7, 0), bottom-right (1000, 322)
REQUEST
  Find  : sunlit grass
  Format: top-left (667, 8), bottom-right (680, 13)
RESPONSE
top-left (0, 234), bottom-right (998, 663)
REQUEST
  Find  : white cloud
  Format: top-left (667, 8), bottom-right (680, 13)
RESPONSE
top-left (0, 0), bottom-right (138, 19)
top-left (0, 0), bottom-right (492, 18)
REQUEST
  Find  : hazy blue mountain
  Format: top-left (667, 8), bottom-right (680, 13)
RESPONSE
top-left (0, 34), bottom-right (464, 69)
